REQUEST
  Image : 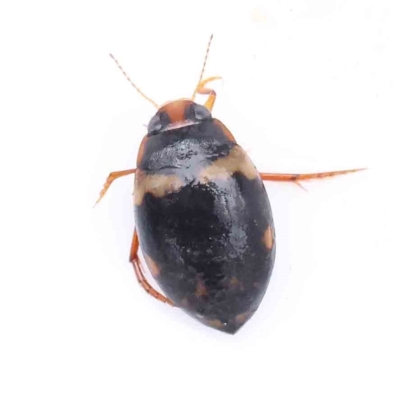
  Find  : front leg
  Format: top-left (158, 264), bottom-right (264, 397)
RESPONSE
top-left (195, 76), bottom-right (222, 112)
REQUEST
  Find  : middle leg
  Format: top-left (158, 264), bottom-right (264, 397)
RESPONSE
top-left (259, 168), bottom-right (365, 186)
top-left (94, 168), bottom-right (136, 206)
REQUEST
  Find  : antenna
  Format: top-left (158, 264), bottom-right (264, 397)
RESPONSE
top-left (109, 53), bottom-right (159, 109)
top-left (191, 34), bottom-right (214, 100)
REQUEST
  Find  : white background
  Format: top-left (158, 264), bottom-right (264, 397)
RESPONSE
top-left (1, 1), bottom-right (399, 399)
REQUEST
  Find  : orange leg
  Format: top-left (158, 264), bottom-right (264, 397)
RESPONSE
top-left (94, 168), bottom-right (136, 206)
top-left (196, 76), bottom-right (222, 112)
top-left (129, 229), bottom-right (175, 307)
top-left (259, 168), bottom-right (366, 188)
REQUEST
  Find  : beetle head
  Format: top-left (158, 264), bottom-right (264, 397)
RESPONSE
top-left (146, 99), bottom-right (212, 135)
top-left (109, 35), bottom-right (215, 136)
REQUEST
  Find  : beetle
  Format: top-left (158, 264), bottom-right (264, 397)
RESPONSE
top-left (96, 35), bottom-right (363, 334)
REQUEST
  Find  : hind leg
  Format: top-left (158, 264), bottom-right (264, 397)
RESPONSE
top-left (129, 229), bottom-right (174, 307)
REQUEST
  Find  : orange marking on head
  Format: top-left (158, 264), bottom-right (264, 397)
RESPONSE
top-left (263, 226), bottom-right (274, 250)
top-left (158, 99), bottom-right (193, 124)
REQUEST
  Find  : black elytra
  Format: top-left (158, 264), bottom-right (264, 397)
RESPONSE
top-left (134, 99), bottom-right (276, 334)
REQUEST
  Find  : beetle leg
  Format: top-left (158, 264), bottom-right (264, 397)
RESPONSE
top-left (259, 168), bottom-right (366, 187)
top-left (129, 230), bottom-right (175, 307)
top-left (196, 76), bottom-right (222, 111)
top-left (94, 168), bottom-right (136, 206)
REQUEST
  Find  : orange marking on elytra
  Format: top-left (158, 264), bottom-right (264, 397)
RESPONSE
top-left (134, 169), bottom-right (184, 205)
top-left (207, 319), bottom-right (225, 329)
top-left (213, 119), bottom-right (236, 143)
top-left (235, 313), bottom-right (247, 324)
top-left (230, 277), bottom-right (240, 288)
top-left (234, 311), bottom-right (254, 325)
top-left (195, 279), bottom-right (208, 297)
top-left (229, 276), bottom-right (244, 291)
top-left (198, 145), bottom-right (259, 183)
top-left (143, 253), bottom-right (161, 278)
top-left (263, 226), bottom-right (274, 250)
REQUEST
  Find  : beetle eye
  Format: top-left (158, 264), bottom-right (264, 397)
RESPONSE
top-left (147, 114), bottom-right (163, 135)
top-left (193, 104), bottom-right (211, 121)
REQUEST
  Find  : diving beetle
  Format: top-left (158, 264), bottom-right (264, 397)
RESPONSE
top-left (96, 35), bottom-right (363, 334)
